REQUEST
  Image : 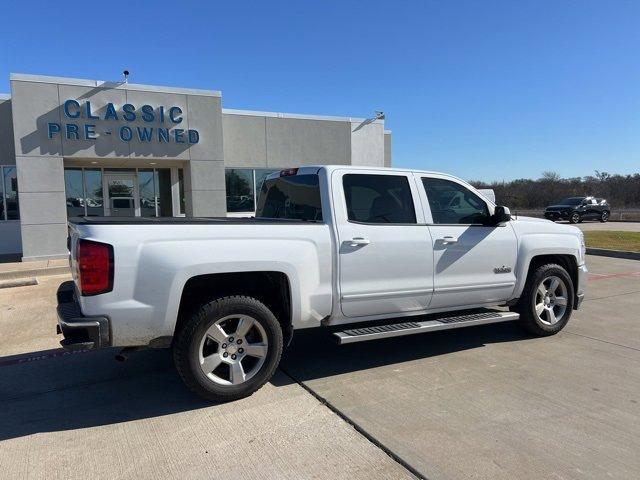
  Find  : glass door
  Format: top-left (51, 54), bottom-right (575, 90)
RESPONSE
top-left (104, 173), bottom-right (139, 217)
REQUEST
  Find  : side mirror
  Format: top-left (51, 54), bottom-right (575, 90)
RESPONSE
top-left (492, 206), bottom-right (511, 225)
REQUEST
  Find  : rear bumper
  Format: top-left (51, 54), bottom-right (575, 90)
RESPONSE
top-left (56, 281), bottom-right (111, 350)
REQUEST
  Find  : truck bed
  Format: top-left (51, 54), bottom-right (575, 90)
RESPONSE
top-left (68, 216), bottom-right (320, 225)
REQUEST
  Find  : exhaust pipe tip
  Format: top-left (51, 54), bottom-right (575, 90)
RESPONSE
top-left (115, 346), bottom-right (146, 362)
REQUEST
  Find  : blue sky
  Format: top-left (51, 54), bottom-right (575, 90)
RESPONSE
top-left (1, 1), bottom-right (638, 181)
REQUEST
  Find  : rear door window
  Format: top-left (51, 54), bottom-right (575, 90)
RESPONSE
top-left (342, 174), bottom-right (416, 224)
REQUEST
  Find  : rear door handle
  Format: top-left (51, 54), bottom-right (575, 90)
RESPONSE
top-left (347, 237), bottom-right (370, 246)
top-left (440, 236), bottom-right (458, 244)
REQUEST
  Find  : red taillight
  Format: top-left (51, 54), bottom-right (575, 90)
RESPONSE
top-left (77, 240), bottom-right (113, 296)
top-left (280, 168), bottom-right (298, 177)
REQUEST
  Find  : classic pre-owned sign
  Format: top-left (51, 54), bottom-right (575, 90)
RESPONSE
top-left (47, 99), bottom-right (200, 144)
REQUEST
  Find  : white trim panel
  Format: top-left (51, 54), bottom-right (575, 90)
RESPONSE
top-left (10, 73), bottom-right (221, 97)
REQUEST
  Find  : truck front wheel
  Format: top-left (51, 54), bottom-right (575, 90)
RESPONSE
top-left (515, 263), bottom-right (574, 336)
top-left (173, 296), bottom-right (283, 402)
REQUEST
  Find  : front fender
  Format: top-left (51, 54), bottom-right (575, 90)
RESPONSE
top-left (512, 233), bottom-right (582, 299)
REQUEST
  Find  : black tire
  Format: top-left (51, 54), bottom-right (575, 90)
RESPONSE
top-left (515, 263), bottom-right (574, 336)
top-left (569, 212), bottom-right (580, 224)
top-left (600, 211), bottom-right (609, 222)
top-left (173, 295), bottom-right (283, 402)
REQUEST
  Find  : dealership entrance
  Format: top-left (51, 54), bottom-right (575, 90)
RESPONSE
top-left (104, 172), bottom-right (137, 216)
top-left (63, 164), bottom-right (185, 219)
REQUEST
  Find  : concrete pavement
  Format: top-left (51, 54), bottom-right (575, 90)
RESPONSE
top-left (1, 256), bottom-right (639, 479)
top-left (0, 275), bottom-right (414, 480)
top-left (283, 255), bottom-right (640, 479)
top-left (0, 258), bottom-right (69, 281)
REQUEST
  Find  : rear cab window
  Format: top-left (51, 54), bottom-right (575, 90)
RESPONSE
top-left (256, 173), bottom-right (323, 221)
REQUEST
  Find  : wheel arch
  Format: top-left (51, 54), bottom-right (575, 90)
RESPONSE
top-left (174, 271), bottom-right (294, 347)
top-left (515, 253), bottom-right (579, 309)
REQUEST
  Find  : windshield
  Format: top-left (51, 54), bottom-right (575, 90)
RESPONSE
top-left (557, 197), bottom-right (583, 205)
top-left (256, 174), bottom-right (323, 221)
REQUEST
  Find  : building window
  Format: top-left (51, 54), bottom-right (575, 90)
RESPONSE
top-left (84, 169), bottom-right (104, 216)
top-left (225, 168), bottom-right (279, 214)
top-left (178, 168), bottom-right (186, 215)
top-left (64, 168), bottom-right (104, 217)
top-left (226, 168), bottom-right (255, 213)
top-left (64, 168), bottom-right (85, 217)
top-left (156, 168), bottom-right (173, 217)
top-left (255, 169), bottom-right (278, 194)
top-left (137, 168), bottom-right (172, 217)
top-left (138, 169), bottom-right (156, 217)
top-left (1, 166), bottom-right (19, 221)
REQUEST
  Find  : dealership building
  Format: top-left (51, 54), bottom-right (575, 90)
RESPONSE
top-left (0, 73), bottom-right (391, 260)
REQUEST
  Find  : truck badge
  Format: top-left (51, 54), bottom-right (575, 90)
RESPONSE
top-left (494, 266), bottom-right (512, 274)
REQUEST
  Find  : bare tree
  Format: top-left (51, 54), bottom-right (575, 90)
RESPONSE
top-left (541, 171), bottom-right (561, 182)
top-left (470, 170), bottom-right (640, 209)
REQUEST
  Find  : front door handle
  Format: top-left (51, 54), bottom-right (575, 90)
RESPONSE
top-left (440, 236), bottom-right (458, 244)
top-left (348, 237), bottom-right (370, 246)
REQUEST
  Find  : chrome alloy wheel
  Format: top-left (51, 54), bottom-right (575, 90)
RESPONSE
top-left (535, 275), bottom-right (569, 325)
top-left (198, 314), bottom-right (268, 386)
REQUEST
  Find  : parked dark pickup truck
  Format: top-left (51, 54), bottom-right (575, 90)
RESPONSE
top-left (544, 196), bottom-right (610, 224)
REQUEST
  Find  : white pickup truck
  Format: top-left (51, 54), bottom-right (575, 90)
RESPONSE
top-left (57, 165), bottom-right (587, 401)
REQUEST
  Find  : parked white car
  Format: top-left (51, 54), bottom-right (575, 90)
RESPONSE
top-left (58, 166), bottom-right (587, 401)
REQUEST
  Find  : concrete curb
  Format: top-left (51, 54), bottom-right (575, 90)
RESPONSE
top-left (0, 277), bottom-right (38, 289)
top-left (586, 248), bottom-right (640, 261)
top-left (0, 266), bottom-right (70, 281)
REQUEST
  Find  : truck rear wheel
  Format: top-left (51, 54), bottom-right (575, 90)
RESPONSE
top-left (173, 296), bottom-right (283, 402)
top-left (515, 263), bottom-right (574, 336)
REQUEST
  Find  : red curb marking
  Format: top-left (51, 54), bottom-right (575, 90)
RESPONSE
top-left (0, 348), bottom-right (94, 368)
top-left (588, 272), bottom-right (640, 281)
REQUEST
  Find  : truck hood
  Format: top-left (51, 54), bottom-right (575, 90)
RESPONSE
top-left (511, 215), bottom-right (582, 236)
top-left (513, 215), bottom-right (549, 223)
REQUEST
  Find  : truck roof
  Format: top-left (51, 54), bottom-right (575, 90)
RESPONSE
top-left (275, 165), bottom-right (470, 185)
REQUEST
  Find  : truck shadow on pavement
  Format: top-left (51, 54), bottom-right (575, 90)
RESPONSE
top-left (0, 348), bottom-right (214, 441)
top-left (0, 321), bottom-right (531, 442)
top-left (279, 320), bottom-right (531, 383)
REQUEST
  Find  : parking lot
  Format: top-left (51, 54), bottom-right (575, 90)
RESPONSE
top-left (1, 254), bottom-right (639, 479)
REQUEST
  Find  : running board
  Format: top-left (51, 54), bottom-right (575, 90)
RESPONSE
top-left (334, 310), bottom-right (520, 344)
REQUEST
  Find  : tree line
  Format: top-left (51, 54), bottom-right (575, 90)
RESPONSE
top-left (471, 171), bottom-right (640, 210)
